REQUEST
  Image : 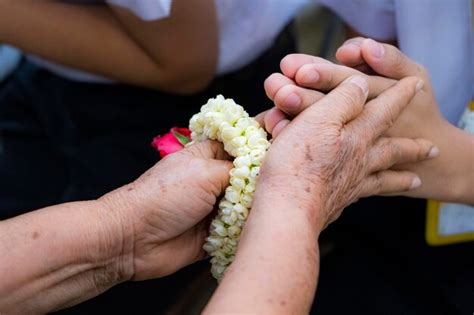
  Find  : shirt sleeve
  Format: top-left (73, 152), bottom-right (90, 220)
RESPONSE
top-left (105, 0), bottom-right (172, 21)
top-left (317, 0), bottom-right (396, 41)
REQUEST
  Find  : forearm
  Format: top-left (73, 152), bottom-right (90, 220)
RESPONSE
top-left (0, 0), bottom-right (217, 93)
top-left (0, 199), bottom-right (132, 313)
top-left (205, 183), bottom-right (323, 314)
top-left (405, 123), bottom-right (474, 204)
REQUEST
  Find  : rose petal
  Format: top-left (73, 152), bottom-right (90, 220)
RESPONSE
top-left (151, 132), bottom-right (184, 157)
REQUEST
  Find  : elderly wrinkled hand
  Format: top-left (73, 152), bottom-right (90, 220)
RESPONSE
top-left (256, 74), bottom-right (434, 230)
top-left (101, 140), bottom-right (232, 281)
top-left (262, 39), bottom-right (473, 204)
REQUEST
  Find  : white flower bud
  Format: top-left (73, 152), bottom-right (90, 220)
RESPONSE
top-left (210, 220), bottom-right (227, 237)
top-left (235, 146), bottom-right (251, 156)
top-left (231, 136), bottom-right (247, 148)
top-left (230, 177), bottom-right (246, 191)
top-left (241, 193), bottom-right (253, 208)
top-left (250, 166), bottom-right (260, 179)
top-left (234, 155), bottom-right (252, 168)
top-left (231, 166), bottom-right (250, 178)
top-left (221, 126), bottom-right (241, 141)
top-left (225, 186), bottom-right (241, 203)
top-left (227, 225), bottom-right (241, 237)
top-left (244, 182), bottom-right (256, 193)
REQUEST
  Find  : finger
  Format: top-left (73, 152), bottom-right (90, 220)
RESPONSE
top-left (368, 137), bottom-right (439, 173)
top-left (272, 119), bottom-right (291, 138)
top-left (273, 81), bottom-right (325, 116)
top-left (279, 53), bottom-right (332, 79)
top-left (263, 107), bottom-right (289, 135)
top-left (335, 37), bottom-right (365, 68)
top-left (294, 62), bottom-right (396, 99)
top-left (352, 76), bottom-right (423, 139)
top-left (307, 75), bottom-right (369, 125)
top-left (264, 72), bottom-right (296, 101)
top-left (254, 110), bottom-right (269, 126)
top-left (182, 140), bottom-right (230, 160)
top-left (153, 221), bottom-right (210, 278)
top-left (360, 38), bottom-right (429, 82)
top-left (203, 159), bottom-right (233, 196)
top-left (359, 170), bottom-right (422, 197)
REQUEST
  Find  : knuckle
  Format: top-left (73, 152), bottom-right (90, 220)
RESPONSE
top-left (336, 86), bottom-right (362, 107)
top-left (373, 172), bottom-right (384, 194)
top-left (414, 138), bottom-right (429, 159)
top-left (391, 50), bottom-right (406, 74)
top-left (388, 141), bottom-right (403, 163)
top-left (264, 73), bottom-right (282, 98)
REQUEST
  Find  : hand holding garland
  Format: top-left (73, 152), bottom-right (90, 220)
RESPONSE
top-left (205, 76), bottom-right (435, 314)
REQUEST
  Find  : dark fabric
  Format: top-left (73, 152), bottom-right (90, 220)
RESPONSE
top-left (311, 196), bottom-right (474, 315)
top-left (0, 24), bottom-right (296, 218)
top-left (0, 24), bottom-right (296, 313)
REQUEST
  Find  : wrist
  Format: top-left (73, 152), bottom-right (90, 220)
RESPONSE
top-left (96, 188), bottom-right (137, 284)
top-left (437, 125), bottom-right (474, 204)
top-left (254, 171), bottom-right (328, 234)
top-left (446, 130), bottom-right (474, 204)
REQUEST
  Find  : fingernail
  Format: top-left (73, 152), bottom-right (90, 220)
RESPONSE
top-left (301, 69), bottom-right (320, 84)
top-left (285, 93), bottom-right (301, 110)
top-left (366, 39), bottom-right (384, 58)
top-left (416, 80), bottom-right (424, 92)
top-left (344, 38), bottom-right (363, 47)
top-left (349, 75), bottom-right (369, 96)
top-left (428, 146), bottom-right (439, 158)
top-left (410, 177), bottom-right (422, 189)
top-left (341, 43), bottom-right (361, 51)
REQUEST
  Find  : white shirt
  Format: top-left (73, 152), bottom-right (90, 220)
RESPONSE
top-left (29, 0), bottom-right (309, 83)
top-left (318, 0), bottom-right (474, 124)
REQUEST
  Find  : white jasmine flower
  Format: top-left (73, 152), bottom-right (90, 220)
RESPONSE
top-left (189, 95), bottom-right (269, 281)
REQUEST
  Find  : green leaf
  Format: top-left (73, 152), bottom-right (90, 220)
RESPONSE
top-left (173, 131), bottom-right (191, 146)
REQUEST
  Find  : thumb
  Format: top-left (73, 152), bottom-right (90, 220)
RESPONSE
top-left (181, 140), bottom-right (230, 160)
top-left (203, 159), bottom-right (233, 197)
top-left (360, 38), bottom-right (429, 81)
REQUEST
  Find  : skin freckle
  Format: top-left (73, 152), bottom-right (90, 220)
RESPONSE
top-left (280, 300), bottom-right (287, 306)
top-left (304, 186), bottom-right (310, 193)
top-left (32, 231), bottom-right (39, 240)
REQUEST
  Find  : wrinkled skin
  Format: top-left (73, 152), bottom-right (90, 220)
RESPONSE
top-left (262, 38), bottom-right (472, 203)
top-left (101, 140), bottom-right (232, 280)
top-left (257, 75), bottom-right (433, 230)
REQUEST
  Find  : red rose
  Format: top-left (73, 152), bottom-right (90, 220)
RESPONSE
top-left (151, 127), bottom-right (192, 157)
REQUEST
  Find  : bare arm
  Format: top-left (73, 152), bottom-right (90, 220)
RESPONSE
top-left (0, 199), bottom-right (132, 313)
top-left (205, 186), bottom-right (322, 314)
top-left (0, 141), bottom-right (232, 313)
top-left (0, 0), bottom-right (218, 93)
top-left (206, 74), bottom-right (430, 313)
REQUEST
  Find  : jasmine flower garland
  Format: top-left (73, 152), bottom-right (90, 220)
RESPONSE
top-left (189, 95), bottom-right (270, 280)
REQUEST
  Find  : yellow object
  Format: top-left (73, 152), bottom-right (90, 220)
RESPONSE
top-left (426, 201), bottom-right (474, 246)
top-left (425, 101), bottom-right (474, 246)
